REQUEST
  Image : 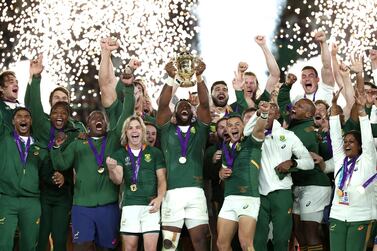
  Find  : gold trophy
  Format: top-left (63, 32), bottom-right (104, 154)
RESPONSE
top-left (175, 49), bottom-right (199, 88)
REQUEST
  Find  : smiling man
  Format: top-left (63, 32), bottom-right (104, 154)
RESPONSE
top-left (49, 73), bottom-right (134, 251)
top-left (34, 101), bottom-right (81, 251)
top-left (107, 116), bottom-right (167, 251)
top-left (216, 102), bottom-right (269, 251)
top-left (50, 109), bottom-right (127, 251)
top-left (0, 71), bottom-right (22, 133)
top-left (156, 59), bottom-right (211, 251)
top-left (210, 81), bottom-right (232, 122)
top-left (0, 107), bottom-right (49, 251)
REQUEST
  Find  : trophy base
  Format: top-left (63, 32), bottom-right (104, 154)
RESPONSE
top-left (179, 79), bottom-right (197, 88)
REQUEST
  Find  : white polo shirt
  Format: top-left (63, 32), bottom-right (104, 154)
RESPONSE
top-left (259, 120), bottom-right (314, 196)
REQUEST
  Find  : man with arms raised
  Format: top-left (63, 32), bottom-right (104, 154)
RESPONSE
top-left (278, 31), bottom-right (336, 115)
top-left (156, 59), bottom-right (211, 251)
top-left (25, 54), bottom-right (86, 133)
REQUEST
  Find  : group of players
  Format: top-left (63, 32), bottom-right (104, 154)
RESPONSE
top-left (0, 31), bottom-right (377, 251)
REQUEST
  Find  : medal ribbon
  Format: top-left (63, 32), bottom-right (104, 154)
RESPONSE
top-left (264, 129), bottom-right (272, 136)
top-left (13, 131), bottom-right (31, 164)
top-left (361, 172), bottom-right (377, 190)
top-left (47, 127), bottom-right (63, 150)
top-left (338, 156), bottom-right (358, 191)
top-left (326, 132), bottom-right (333, 156)
top-left (304, 90), bottom-right (317, 102)
top-left (222, 142), bottom-right (237, 169)
top-left (88, 136), bottom-right (107, 167)
top-left (126, 145), bottom-right (143, 185)
top-left (176, 126), bottom-right (191, 159)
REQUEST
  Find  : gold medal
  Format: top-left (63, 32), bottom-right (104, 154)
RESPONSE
top-left (98, 166), bottom-right (105, 174)
top-left (336, 188), bottom-right (343, 197)
top-left (130, 184), bottom-right (137, 192)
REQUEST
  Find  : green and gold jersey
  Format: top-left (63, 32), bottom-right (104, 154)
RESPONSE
top-left (0, 111), bottom-right (49, 197)
top-left (50, 93), bottom-right (133, 207)
top-left (289, 118), bottom-right (331, 186)
top-left (222, 136), bottom-right (263, 197)
top-left (0, 100), bottom-right (17, 134)
top-left (50, 136), bottom-right (120, 207)
top-left (318, 130), bottom-right (333, 162)
top-left (230, 90), bottom-right (271, 115)
top-left (159, 120), bottom-right (209, 190)
top-left (112, 145), bottom-right (165, 206)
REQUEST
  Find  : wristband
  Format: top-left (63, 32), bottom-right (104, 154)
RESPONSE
top-left (260, 112), bottom-right (268, 119)
top-left (166, 77), bottom-right (181, 87)
top-left (166, 77), bottom-right (176, 87)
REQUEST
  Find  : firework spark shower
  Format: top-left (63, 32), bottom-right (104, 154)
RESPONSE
top-left (0, 0), bottom-right (199, 102)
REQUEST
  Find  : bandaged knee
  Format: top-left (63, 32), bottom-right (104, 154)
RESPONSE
top-left (161, 230), bottom-right (181, 251)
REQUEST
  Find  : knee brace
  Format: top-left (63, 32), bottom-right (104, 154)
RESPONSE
top-left (161, 230), bottom-right (181, 251)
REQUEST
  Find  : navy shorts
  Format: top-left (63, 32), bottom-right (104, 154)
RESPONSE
top-left (71, 203), bottom-right (120, 248)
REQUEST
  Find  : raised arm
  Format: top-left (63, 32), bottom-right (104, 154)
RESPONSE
top-left (106, 157), bottom-right (123, 185)
top-left (329, 87), bottom-right (343, 117)
top-left (114, 84), bottom-right (135, 138)
top-left (156, 62), bottom-right (175, 126)
top-left (355, 89), bottom-right (377, 162)
top-left (27, 55), bottom-right (51, 141)
top-left (231, 62), bottom-right (249, 113)
top-left (370, 49), bottom-right (377, 84)
top-left (329, 113), bottom-right (345, 172)
top-left (314, 31), bottom-right (335, 87)
top-left (255, 35), bottom-right (280, 93)
top-left (252, 101), bottom-right (269, 140)
top-left (277, 73), bottom-right (297, 122)
top-left (331, 43), bottom-right (344, 91)
top-left (331, 43), bottom-right (354, 110)
top-left (98, 37), bottom-right (121, 108)
top-left (195, 59), bottom-right (211, 124)
top-left (27, 54), bottom-right (45, 114)
top-left (350, 53), bottom-right (364, 94)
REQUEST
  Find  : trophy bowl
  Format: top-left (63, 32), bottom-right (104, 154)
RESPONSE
top-left (175, 50), bottom-right (198, 88)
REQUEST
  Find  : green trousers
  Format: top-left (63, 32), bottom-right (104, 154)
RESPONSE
top-left (0, 194), bottom-right (41, 251)
top-left (254, 189), bottom-right (293, 251)
top-left (329, 218), bottom-right (372, 251)
top-left (37, 194), bottom-right (72, 251)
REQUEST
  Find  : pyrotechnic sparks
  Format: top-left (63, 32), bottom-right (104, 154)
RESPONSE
top-left (0, 0), bottom-right (199, 103)
top-left (275, 0), bottom-right (377, 76)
